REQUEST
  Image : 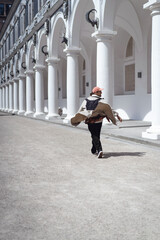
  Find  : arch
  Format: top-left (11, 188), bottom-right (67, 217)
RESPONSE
top-left (19, 48), bottom-right (26, 74)
top-left (36, 29), bottom-right (47, 65)
top-left (15, 59), bottom-right (19, 77)
top-left (79, 41), bottom-right (91, 96)
top-left (6, 65), bottom-right (9, 81)
top-left (114, 1), bottom-right (143, 52)
top-left (50, 12), bottom-right (66, 57)
top-left (9, 59), bottom-right (14, 77)
top-left (26, 40), bottom-right (35, 70)
top-left (126, 37), bottom-right (134, 58)
top-left (102, 0), bottom-right (117, 30)
top-left (70, 0), bottom-right (95, 47)
top-left (13, 55), bottom-right (19, 77)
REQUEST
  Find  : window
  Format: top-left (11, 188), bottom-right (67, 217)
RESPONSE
top-left (15, 22), bottom-right (18, 42)
top-left (125, 64), bottom-right (135, 92)
top-left (79, 57), bottom-right (86, 97)
top-left (38, 0), bottom-right (47, 10)
top-left (124, 37), bottom-right (135, 93)
top-left (28, 3), bottom-right (32, 25)
top-left (82, 60), bottom-right (86, 96)
top-left (126, 37), bottom-right (133, 57)
top-left (0, 4), bottom-right (4, 16)
top-left (20, 13), bottom-right (25, 35)
top-left (6, 4), bottom-right (12, 15)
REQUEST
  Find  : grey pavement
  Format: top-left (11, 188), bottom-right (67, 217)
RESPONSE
top-left (0, 111), bottom-right (160, 240)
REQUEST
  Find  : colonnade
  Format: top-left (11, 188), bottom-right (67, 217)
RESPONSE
top-left (0, 32), bottom-right (115, 122)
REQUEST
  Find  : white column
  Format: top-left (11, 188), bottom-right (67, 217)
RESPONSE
top-left (18, 74), bottom-right (26, 115)
top-left (5, 84), bottom-right (9, 111)
top-left (9, 82), bottom-right (13, 112)
top-left (0, 87), bottom-right (2, 110)
top-left (63, 47), bottom-right (81, 123)
top-left (13, 78), bottom-right (19, 114)
top-left (25, 70), bottom-right (34, 116)
top-left (92, 30), bottom-right (117, 105)
top-left (34, 65), bottom-right (45, 118)
top-left (2, 86), bottom-right (5, 110)
top-left (142, 2), bottom-right (160, 139)
top-left (46, 57), bottom-right (60, 120)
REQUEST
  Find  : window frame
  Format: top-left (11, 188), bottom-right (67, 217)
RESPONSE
top-left (123, 37), bottom-right (135, 95)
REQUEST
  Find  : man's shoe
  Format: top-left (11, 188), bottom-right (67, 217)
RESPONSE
top-left (91, 146), bottom-right (96, 154)
top-left (98, 151), bottom-right (103, 158)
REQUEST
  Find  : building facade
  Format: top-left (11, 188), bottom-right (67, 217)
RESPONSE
top-left (0, 0), bottom-right (13, 32)
top-left (0, 0), bottom-right (160, 139)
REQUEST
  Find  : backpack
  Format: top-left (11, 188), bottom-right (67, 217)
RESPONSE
top-left (85, 98), bottom-right (101, 110)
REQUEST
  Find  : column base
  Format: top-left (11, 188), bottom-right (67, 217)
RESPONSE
top-left (33, 112), bottom-right (45, 119)
top-left (142, 126), bottom-right (160, 140)
top-left (18, 110), bottom-right (25, 116)
top-left (45, 113), bottom-right (59, 120)
top-left (25, 111), bottom-right (34, 117)
top-left (8, 109), bottom-right (13, 113)
top-left (12, 110), bottom-right (18, 114)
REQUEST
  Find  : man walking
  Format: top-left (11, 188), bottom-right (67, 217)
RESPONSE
top-left (78, 87), bottom-right (104, 158)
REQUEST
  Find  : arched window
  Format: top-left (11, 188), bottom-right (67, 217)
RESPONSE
top-left (28, 0), bottom-right (34, 25)
top-left (126, 37), bottom-right (133, 57)
top-left (79, 57), bottom-right (86, 97)
top-left (82, 59), bottom-right (86, 96)
top-left (124, 37), bottom-right (135, 93)
top-left (38, 0), bottom-right (47, 10)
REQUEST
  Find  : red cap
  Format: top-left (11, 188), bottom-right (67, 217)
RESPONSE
top-left (92, 86), bottom-right (103, 93)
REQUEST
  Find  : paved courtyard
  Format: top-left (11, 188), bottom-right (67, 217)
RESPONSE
top-left (0, 113), bottom-right (160, 240)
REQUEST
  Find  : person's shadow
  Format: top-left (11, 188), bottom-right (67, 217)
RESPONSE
top-left (103, 152), bottom-right (145, 159)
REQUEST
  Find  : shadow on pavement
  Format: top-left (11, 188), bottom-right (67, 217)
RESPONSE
top-left (0, 112), bottom-right (15, 117)
top-left (103, 152), bottom-right (145, 159)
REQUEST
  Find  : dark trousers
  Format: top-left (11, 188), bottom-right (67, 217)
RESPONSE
top-left (88, 122), bottom-right (102, 152)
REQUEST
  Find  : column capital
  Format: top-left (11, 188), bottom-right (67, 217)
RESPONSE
top-left (64, 47), bottom-right (81, 56)
top-left (144, 0), bottom-right (160, 15)
top-left (25, 70), bottom-right (34, 76)
top-left (92, 30), bottom-right (117, 42)
top-left (13, 77), bottom-right (19, 82)
top-left (18, 74), bottom-right (26, 79)
top-left (33, 64), bottom-right (46, 71)
top-left (46, 57), bottom-right (60, 65)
